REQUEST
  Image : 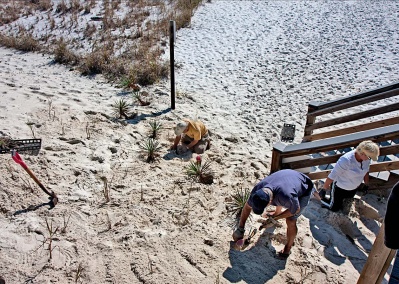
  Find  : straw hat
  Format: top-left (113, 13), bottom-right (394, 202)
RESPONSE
top-left (174, 121), bottom-right (188, 136)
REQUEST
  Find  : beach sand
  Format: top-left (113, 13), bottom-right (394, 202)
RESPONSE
top-left (1, 0), bottom-right (399, 283)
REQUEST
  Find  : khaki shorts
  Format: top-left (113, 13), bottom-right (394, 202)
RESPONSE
top-left (182, 133), bottom-right (210, 154)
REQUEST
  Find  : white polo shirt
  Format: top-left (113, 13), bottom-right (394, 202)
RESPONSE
top-left (328, 150), bottom-right (370, 190)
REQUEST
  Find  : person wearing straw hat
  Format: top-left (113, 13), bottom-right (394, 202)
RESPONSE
top-left (171, 119), bottom-right (210, 154)
top-left (315, 140), bottom-right (380, 212)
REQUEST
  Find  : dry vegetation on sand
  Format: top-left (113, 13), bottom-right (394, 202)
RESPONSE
top-left (0, 0), bottom-right (204, 85)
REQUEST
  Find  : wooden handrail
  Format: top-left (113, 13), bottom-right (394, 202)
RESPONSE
top-left (307, 88), bottom-right (399, 118)
top-left (308, 82), bottom-right (399, 110)
top-left (283, 144), bottom-right (399, 170)
top-left (271, 124), bottom-right (399, 173)
top-left (305, 102), bottom-right (399, 132)
top-left (303, 117), bottom-right (399, 142)
top-left (304, 82), bottom-right (399, 137)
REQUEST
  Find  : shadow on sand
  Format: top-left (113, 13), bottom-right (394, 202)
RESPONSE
top-left (13, 199), bottom-right (55, 216)
top-left (223, 232), bottom-right (287, 284)
top-left (304, 200), bottom-right (372, 273)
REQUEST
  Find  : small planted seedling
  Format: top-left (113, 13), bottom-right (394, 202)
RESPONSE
top-left (185, 155), bottom-right (214, 184)
top-left (100, 176), bottom-right (110, 203)
top-left (149, 120), bottom-right (162, 138)
top-left (112, 98), bottom-right (130, 119)
top-left (227, 187), bottom-right (251, 218)
top-left (131, 84), bottom-right (150, 106)
top-left (0, 137), bottom-right (11, 151)
top-left (61, 212), bottom-right (71, 234)
top-left (35, 218), bottom-right (59, 261)
top-left (140, 138), bottom-right (161, 162)
top-left (26, 121), bottom-right (36, 138)
top-left (133, 91), bottom-right (150, 106)
top-left (74, 262), bottom-right (86, 283)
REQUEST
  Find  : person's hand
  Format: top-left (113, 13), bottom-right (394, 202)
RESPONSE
top-left (170, 145), bottom-right (177, 150)
top-left (360, 184), bottom-right (369, 194)
top-left (181, 145), bottom-right (191, 153)
top-left (232, 226), bottom-right (245, 241)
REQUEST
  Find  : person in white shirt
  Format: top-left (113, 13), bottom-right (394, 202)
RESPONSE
top-left (316, 140), bottom-right (379, 211)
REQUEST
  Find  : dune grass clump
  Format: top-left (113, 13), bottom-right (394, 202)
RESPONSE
top-left (227, 187), bottom-right (251, 218)
top-left (186, 155), bottom-right (214, 184)
top-left (132, 59), bottom-right (169, 86)
top-left (149, 120), bottom-right (162, 138)
top-left (0, 32), bottom-right (40, 52)
top-left (79, 49), bottom-right (111, 75)
top-left (34, 0), bottom-right (53, 11)
top-left (53, 39), bottom-right (80, 65)
top-left (0, 0), bottom-right (202, 85)
top-left (17, 32), bottom-right (41, 52)
top-left (112, 98), bottom-right (130, 119)
top-left (140, 138), bottom-right (161, 163)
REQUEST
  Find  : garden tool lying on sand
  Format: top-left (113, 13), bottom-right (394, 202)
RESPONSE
top-left (234, 227), bottom-right (257, 250)
top-left (11, 150), bottom-right (58, 208)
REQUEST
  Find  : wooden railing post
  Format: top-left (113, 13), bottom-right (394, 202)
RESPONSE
top-left (357, 224), bottom-right (396, 284)
top-left (270, 142), bottom-right (287, 173)
top-left (304, 102), bottom-right (321, 139)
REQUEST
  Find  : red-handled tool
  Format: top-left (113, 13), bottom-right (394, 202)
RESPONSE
top-left (11, 150), bottom-right (58, 208)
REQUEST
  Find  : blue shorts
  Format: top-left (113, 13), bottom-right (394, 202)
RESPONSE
top-left (288, 187), bottom-right (314, 220)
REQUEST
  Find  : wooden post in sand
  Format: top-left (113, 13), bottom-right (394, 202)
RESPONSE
top-left (169, 20), bottom-right (176, 110)
top-left (357, 223), bottom-right (396, 284)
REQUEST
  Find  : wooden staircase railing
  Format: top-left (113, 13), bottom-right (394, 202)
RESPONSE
top-left (270, 82), bottom-right (399, 182)
top-left (304, 82), bottom-right (399, 142)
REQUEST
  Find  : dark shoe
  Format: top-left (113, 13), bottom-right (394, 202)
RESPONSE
top-left (276, 250), bottom-right (291, 259)
top-left (206, 140), bottom-right (211, 150)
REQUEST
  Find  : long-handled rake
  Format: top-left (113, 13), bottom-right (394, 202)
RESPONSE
top-left (11, 150), bottom-right (58, 208)
top-left (0, 137), bottom-right (58, 208)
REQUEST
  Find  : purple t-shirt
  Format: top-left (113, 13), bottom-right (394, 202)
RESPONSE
top-left (248, 169), bottom-right (313, 214)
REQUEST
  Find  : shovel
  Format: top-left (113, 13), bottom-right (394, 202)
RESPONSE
top-left (235, 228), bottom-right (258, 250)
top-left (11, 150), bottom-right (58, 208)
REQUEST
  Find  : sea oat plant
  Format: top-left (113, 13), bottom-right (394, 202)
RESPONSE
top-left (132, 90), bottom-right (150, 106)
top-left (100, 176), bottom-right (110, 203)
top-left (112, 98), bottom-right (130, 119)
top-left (0, 137), bottom-right (11, 151)
top-left (36, 218), bottom-right (59, 261)
top-left (26, 121), bottom-right (36, 138)
top-left (140, 138), bottom-right (161, 162)
top-left (149, 120), bottom-right (162, 138)
top-left (185, 155), bottom-right (214, 184)
top-left (74, 262), bottom-right (86, 283)
top-left (61, 212), bottom-right (71, 234)
top-left (227, 187), bottom-right (251, 218)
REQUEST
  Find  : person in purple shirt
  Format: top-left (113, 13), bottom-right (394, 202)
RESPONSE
top-left (232, 169), bottom-right (314, 258)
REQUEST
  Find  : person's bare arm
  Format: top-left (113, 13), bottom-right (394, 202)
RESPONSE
top-left (363, 172), bottom-right (370, 185)
top-left (171, 135), bottom-right (181, 149)
top-left (322, 177), bottom-right (333, 191)
top-left (238, 203), bottom-right (252, 228)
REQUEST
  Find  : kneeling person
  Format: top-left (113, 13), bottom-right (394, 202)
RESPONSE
top-left (171, 119), bottom-right (210, 154)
